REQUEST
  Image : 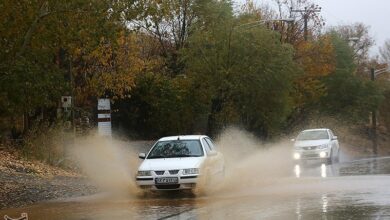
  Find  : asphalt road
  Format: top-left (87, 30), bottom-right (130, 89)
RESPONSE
top-left (1, 157), bottom-right (390, 220)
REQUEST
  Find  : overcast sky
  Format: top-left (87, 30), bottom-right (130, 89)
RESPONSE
top-left (235, 0), bottom-right (390, 56)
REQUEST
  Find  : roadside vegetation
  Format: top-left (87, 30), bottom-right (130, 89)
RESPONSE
top-left (0, 0), bottom-right (389, 163)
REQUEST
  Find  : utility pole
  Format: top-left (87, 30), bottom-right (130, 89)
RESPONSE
top-left (370, 68), bottom-right (378, 156)
top-left (290, 6), bottom-right (321, 41)
top-left (367, 66), bottom-right (389, 156)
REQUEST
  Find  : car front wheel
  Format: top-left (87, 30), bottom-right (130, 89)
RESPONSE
top-left (326, 150), bottom-right (333, 165)
top-left (334, 149), bottom-right (340, 163)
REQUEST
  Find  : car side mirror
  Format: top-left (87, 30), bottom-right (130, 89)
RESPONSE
top-left (332, 136), bottom-right (338, 140)
top-left (138, 153), bottom-right (146, 159)
top-left (290, 138), bottom-right (295, 142)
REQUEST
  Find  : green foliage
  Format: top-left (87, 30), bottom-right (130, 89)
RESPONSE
top-left (319, 34), bottom-right (384, 121)
top-left (181, 13), bottom-right (299, 137)
top-left (0, 0), bottom-right (132, 119)
top-left (0, 58), bottom-right (66, 116)
top-left (112, 72), bottom-right (209, 138)
top-left (1, 0), bottom-right (386, 142)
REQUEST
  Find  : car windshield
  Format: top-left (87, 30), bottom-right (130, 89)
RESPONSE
top-left (297, 130), bottom-right (329, 141)
top-left (147, 140), bottom-right (204, 159)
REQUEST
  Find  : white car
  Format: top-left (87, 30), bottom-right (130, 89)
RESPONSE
top-left (136, 135), bottom-right (224, 191)
top-left (292, 128), bottom-right (340, 164)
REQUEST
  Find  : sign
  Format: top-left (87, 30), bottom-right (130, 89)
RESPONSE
top-left (97, 98), bottom-right (112, 137)
top-left (61, 96), bottom-right (72, 108)
top-left (98, 99), bottom-right (110, 110)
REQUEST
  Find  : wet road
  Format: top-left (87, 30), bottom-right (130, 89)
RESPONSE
top-left (1, 157), bottom-right (390, 220)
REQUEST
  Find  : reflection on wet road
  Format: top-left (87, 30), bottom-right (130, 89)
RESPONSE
top-left (2, 157), bottom-right (390, 219)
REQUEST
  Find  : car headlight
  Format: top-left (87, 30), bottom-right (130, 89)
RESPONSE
top-left (182, 168), bottom-right (199, 175)
top-left (317, 144), bottom-right (329, 150)
top-left (137, 170), bottom-right (152, 176)
top-left (319, 151), bottom-right (327, 158)
top-left (293, 153), bottom-right (301, 160)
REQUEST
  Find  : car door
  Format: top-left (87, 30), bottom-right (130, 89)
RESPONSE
top-left (201, 138), bottom-right (221, 175)
top-left (204, 138), bottom-right (224, 175)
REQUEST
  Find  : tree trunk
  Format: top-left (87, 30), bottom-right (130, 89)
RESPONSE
top-left (16, 1), bottom-right (49, 57)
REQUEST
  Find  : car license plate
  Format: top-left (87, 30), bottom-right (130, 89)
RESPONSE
top-left (155, 177), bottom-right (178, 184)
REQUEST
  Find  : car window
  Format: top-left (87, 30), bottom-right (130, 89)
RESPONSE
top-left (201, 138), bottom-right (213, 155)
top-left (205, 138), bottom-right (216, 151)
top-left (147, 140), bottom-right (204, 159)
top-left (296, 130), bottom-right (329, 140)
top-left (329, 130), bottom-right (334, 138)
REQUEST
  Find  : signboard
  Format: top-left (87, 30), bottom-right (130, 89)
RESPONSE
top-left (98, 99), bottom-right (110, 110)
top-left (61, 96), bottom-right (72, 108)
top-left (97, 98), bottom-right (112, 137)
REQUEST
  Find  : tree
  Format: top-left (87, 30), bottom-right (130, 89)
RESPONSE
top-left (0, 0), bottom-right (141, 131)
top-left (292, 36), bottom-right (335, 108)
top-left (127, 0), bottom-right (199, 75)
top-left (319, 34), bottom-right (383, 121)
top-left (273, 0), bottom-right (325, 44)
top-left (183, 9), bottom-right (299, 137)
top-left (73, 31), bottom-right (161, 105)
top-left (112, 0), bottom-right (235, 138)
top-left (328, 23), bottom-right (374, 66)
top-left (238, 1), bottom-right (335, 111)
top-left (112, 72), bottom-right (210, 138)
top-left (379, 39), bottom-right (390, 65)
top-left (127, 0), bottom-right (236, 76)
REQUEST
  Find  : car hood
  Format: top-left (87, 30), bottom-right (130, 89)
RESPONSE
top-left (294, 139), bottom-right (330, 147)
top-left (139, 157), bottom-right (205, 171)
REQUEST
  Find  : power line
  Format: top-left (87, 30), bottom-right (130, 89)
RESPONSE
top-left (290, 6), bottom-right (321, 41)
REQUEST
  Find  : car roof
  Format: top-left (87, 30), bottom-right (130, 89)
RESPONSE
top-left (158, 135), bottom-right (208, 141)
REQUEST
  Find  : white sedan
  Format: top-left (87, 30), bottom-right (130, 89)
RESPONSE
top-left (136, 135), bottom-right (224, 191)
top-left (292, 128), bottom-right (340, 164)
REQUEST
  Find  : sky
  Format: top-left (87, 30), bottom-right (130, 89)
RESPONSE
top-left (235, 0), bottom-right (390, 56)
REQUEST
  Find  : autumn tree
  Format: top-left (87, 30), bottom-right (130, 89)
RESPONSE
top-left (112, 0), bottom-right (235, 137)
top-left (380, 39), bottom-right (390, 65)
top-left (0, 0), bottom-right (141, 131)
top-left (272, 0), bottom-right (324, 44)
top-left (328, 23), bottom-right (374, 68)
top-left (0, 1), bottom-right (70, 129)
top-left (182, 7), bottom-right (300, 137)
top-left (242, 1), bottom-right (334, 113)
top-left (292, 36), bottom-right (335, 109)
top-left (319, 33), bottom-right (383, 121)
top-left (73, 31), bottom-right (163, 106)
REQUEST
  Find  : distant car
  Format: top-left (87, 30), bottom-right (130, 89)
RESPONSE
top-left (136, 135), bottom-right (224, 191)
top-left (292, 128), bottom-right (340, 164)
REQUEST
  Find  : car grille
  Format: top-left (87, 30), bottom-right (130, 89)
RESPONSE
top-left (169, 170), bottom-right (179, 175)
top-left (302, 146), bottom-right (317, 150)
top-left (302, 153), bottom-right (319, 158)
top-left (154, 171), bottom-right (165, 175)
top-left (155, 184), bottom-right (180, 190)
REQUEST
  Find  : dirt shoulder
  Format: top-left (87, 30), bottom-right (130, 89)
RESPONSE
top-left (0, 150), bottom-right (97, 209)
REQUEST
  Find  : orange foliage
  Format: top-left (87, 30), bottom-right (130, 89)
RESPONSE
top-left (293, 36), bottom-right (336, 107)
top-left (74, 32), bottom-right (163, 105)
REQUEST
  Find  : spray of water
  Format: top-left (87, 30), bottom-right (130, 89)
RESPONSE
top-left (68, 127), bottom-right (353, 199)
top-left (196, 127), bottom-right (296, 196)
top-left (69, 134), bottom-right (141, 197)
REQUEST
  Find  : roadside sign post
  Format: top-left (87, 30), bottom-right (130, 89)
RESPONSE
top-left (97, 98), bottom-right (112, 137)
